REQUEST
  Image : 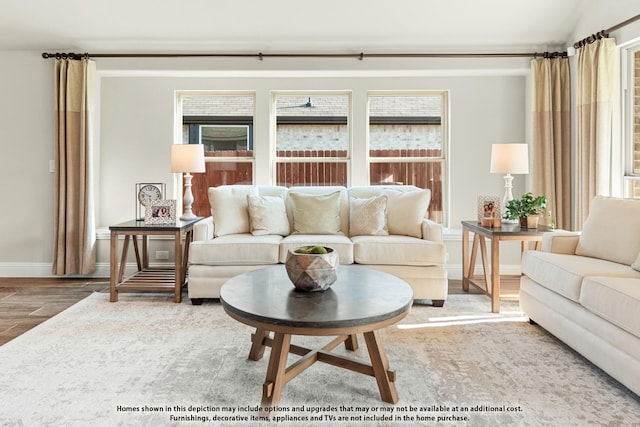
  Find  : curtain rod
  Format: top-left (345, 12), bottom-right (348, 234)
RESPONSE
top-left (574, 12), bottom-right (640, 48)
top-left (42, 51), bottom-right (555, 61)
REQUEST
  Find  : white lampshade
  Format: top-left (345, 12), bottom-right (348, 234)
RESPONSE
top-left (171, 144), bottom-right (205, 173)
top-left (490, 143), bottom-right (529, 174)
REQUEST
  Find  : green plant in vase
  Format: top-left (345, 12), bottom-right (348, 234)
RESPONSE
top-left (504, 192), bottom-right (547, 228)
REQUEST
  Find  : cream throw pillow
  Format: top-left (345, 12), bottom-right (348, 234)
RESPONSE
top-left (576, 196), bottom-right (640, 266)
top-left (349, 195), bottom-right (389, 236)
top-left (208, 186), bottom-right (257, 237)
top-left (247, 195), bottom-right (290, 236)
top-left (290, 191), bottom-right (342, 235)
top-left (382, 189), bottom-right (430, 238)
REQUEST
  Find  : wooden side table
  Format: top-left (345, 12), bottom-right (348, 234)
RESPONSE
top-left (461, 220), bottom-right (552, 313)
top-left (109, 218), bottom-right (201, 303)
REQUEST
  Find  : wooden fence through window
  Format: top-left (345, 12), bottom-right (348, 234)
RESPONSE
top-left (189, 149), bottom-right (443, 222)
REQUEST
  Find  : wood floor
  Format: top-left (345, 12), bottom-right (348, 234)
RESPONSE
top-left (0, 278), bottom-right (110, 346)
top-left (0, 276), bottom-right (496, 347)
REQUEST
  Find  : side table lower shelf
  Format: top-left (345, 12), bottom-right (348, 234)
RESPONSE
top-left (115, 268), bottom-right (183, 293)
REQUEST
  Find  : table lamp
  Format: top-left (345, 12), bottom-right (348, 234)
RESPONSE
top-left (490, 143), bottom-right (529, 222)
top-left (171, 144), bottom-right (206, 220)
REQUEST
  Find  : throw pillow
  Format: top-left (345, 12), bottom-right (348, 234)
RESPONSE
top-left (290, 191), bottom-right (342, 235)
top-left (208, 186), bottom-right (257, 237)
top-left (247, 195), bottom-right (290, 236)
top-left (349, 195), bottom-right (389, 236)
top-left (575, 196), bottom-right (640, 266)
top-left (382, 188), bottom-right (430, 238)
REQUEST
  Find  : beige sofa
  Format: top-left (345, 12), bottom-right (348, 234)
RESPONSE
top-left (520, 196), bottom-right (640, 396)
top-left (188, 185), bottom-right (448, 306)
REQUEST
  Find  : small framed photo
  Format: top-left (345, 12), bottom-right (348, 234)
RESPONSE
top-left (144, 199), bottom-right (176, 225)
top-left (477, 195), bottom-right (501, 223)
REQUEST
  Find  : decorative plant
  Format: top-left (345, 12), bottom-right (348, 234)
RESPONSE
top-left (504, 192), bottom-right (547, 221)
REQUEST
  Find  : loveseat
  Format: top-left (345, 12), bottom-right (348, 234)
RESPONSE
top-left (188, 185), bottom-right (448, 306)
top-left (520, 196), bottom-right (640, 396)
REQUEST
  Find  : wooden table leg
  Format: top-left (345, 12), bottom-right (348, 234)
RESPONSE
top-left (260, 332), bottom-right (291, 416)
top-left (174, 230), bottom-right (182, 303)
top-left (182, 229), bottom-right (193, 285)
top-left (110, 231), bottom-right (118, 302)
top-left (142, 235), bottom-right (149, 269)
top-left (345, 334), bottom-right (359, 351)
top-left (462, 227), bottom-right (470, 291)
top-left (363, 330), bottom-right (398, 404)
top-left (249, 328), bottom-right (270, 361)
top-left (132, 236), bottom-right (142, 271)
top-left (491, 236), bottom-right (501, 313)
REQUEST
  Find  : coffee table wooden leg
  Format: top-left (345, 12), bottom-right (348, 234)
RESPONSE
top-left (363, 330), bottom-right (398, 404)
top-left (345, 334), bottom-right (358, 351)
top-left (249, 328), bottom-right (270, 361)
top-left (261, 332), bottom-right (291, 416)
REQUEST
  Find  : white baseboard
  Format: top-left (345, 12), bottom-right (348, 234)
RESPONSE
top-left (1, 262), bottom-right (522, 281)
top-left (0, 262), bottom-right (172, 278)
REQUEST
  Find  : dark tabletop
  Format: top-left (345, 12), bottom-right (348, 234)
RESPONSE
top-left (220, 265), bottom-right (414, 330)
top-left (461, 220), bottom-right (553, 236)
top-left (109, 218), bottom-right (202, 231)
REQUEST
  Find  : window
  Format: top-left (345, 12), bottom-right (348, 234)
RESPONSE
top-left (368, 92), bottom-right (447, 224)
top-left (274, 93), bottom-right (350, 186)
top-left (181, 93), bottom-right (255, 217)
top-left (625, 49), bottom-right (640, 198)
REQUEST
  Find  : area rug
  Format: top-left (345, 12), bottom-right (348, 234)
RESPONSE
top-left (0, 292), bottom-right (638, 427)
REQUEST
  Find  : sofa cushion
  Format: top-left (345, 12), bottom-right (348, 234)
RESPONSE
top-left (247, 195), bottom-right (290, 236)
top-left (580, 276), bottom-right (640, 338)
top-left (349, 195), bottom-right (388, 236)
top-left (382, 188), bottom-right (430, 238)
top-left (521, 251), bottom-right (640, 302)
top-left (208, 186), bottom-right (258, 237)
top-left (289, 191), bottom-right (342, 235)
top-left (352, 235), bottom-right (445, 266)
top-left (279, 234), bottom-right (354, 264)
top-left (575, 196), bottom-right (640, 266)
top-left (189, 234), bottom-right (281, 266)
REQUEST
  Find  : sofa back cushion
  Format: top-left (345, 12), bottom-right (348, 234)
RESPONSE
top-left (209, 186), bottom-right (257, 237)
top-left (209, 185), bottom-right (287, 237)
top-left (349, 186), bottom-right (430, 238)
top-left (575, 196), bottom-right (640, 265)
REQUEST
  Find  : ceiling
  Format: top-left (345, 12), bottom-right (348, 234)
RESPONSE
top-left (1, 0), bottom-right (594, 54)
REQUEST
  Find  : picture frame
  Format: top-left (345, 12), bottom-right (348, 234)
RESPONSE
top-left (144, 199), bottom-right (176, 225)
top-left (135, 183), bottom-right (166, 221)
top-left (477, 195), bottom-right (501, 223)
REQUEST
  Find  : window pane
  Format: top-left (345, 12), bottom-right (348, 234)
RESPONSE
top-left (182, 94), bottom-right (255, 217)
top-left (368, 93), bottom-right (446, 224)
top-left (369, 95), bottom-right (442, 157)
top-left (275, 94), bottom-right (350, 186)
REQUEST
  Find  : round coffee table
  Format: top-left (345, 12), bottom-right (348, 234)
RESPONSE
top-left (220, 265), bottom-right (413, 415)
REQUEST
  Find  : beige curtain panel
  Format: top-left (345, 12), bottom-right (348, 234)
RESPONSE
top-left (52, 59), bottom-right (97, 275)
top-left (575, 38), bottom-right (622, 229)
top-left (530, 56), bottom-right (571, 230)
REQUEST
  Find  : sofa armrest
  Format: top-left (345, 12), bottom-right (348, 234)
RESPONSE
top-left (193, 216), bottom-right (214, 242)
top-left (541, 231), bottom-right (581, 254)
top-left (421, 219), bottom-right (444, 243)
